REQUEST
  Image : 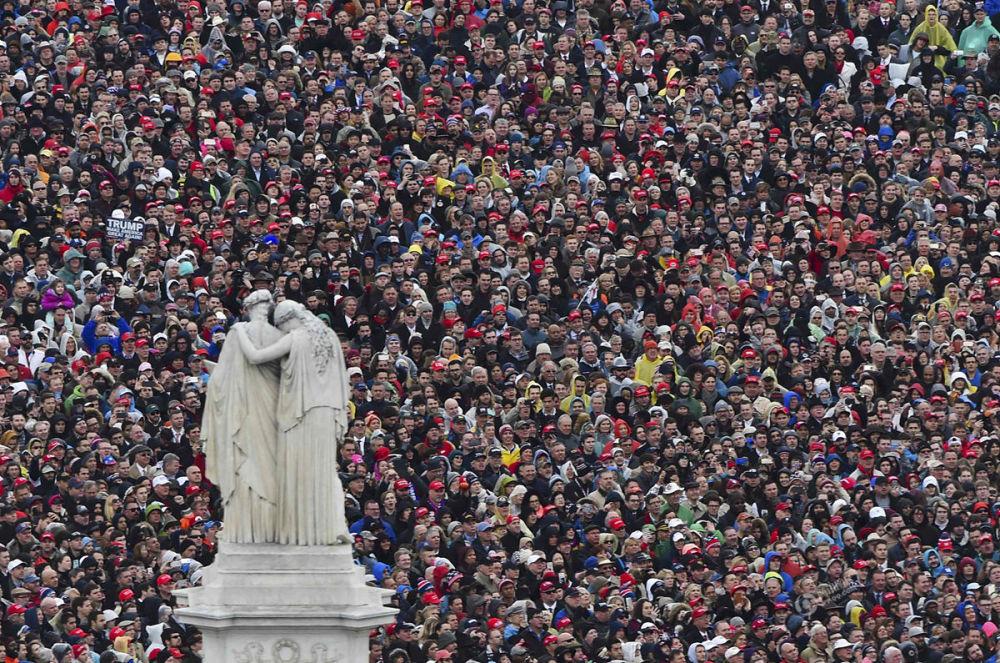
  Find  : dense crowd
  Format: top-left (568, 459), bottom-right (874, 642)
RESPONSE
top-left (1, 0), bottom-right (1000, 660)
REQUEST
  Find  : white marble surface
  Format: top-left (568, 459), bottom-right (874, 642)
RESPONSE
top-left (175, 543), bottom-right (396, 660)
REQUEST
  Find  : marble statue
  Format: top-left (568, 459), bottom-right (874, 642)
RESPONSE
top-left (203, 290), bottom-right (283, 543)
top-left (230, 299), bottom-right (352, 546)
top-left (183, 301), bottom-right (394, 663)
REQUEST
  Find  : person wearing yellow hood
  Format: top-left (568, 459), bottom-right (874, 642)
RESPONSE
top-left (480, 156), bottom-right (509, 190)
top-left (659, 68), bottom-right (686, 109)
top-left (9, 228), bottom-right (32, 249)
top-left (910, 5), bottom-right (957, 70)
top-left (559, 374), bottom-right (591, 413)
top-left (931, 281), bottom-right (961, 318)
top-left (761, 368), bottom-right (787, 396)
top-left (523, 381), bottom-right (543, 411)
top-left (696, 326), bottom-right (723, 357)
top-left (901, 262), bottom-right (935, 283)
top-left (845, 599), bottom-right (867, 627)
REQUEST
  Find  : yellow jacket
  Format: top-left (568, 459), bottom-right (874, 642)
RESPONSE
top-left (634, 355), bottom-right (663, 386)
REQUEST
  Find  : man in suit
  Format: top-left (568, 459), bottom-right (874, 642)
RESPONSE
top-left (865, 2), bottom-right (898, 46)
top-left (245, 150), bottom-right (276, 187)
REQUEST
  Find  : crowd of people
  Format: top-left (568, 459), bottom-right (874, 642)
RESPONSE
top-left (0, 0), bottom-right (1000, 660)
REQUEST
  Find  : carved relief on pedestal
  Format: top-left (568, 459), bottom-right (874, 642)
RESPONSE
top-left (234, 639), bottom-right (340, 663)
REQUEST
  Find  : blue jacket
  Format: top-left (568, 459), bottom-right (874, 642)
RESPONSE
top-left (350, 516), bottom-right (397, 542)
top-left (82, 316), bottom-right (133, 354)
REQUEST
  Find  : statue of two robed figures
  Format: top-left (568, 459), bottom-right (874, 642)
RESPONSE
top-left (203, 291), bottom-right (352, 547)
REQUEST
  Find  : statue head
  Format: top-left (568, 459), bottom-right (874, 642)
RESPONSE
top-left (244, 290), bottom-right (273, 319)
top-left (273, 300), bottom-right (307, 331)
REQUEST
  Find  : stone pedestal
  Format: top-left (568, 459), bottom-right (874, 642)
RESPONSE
top-left (175, 543), bottom-right (396, 662)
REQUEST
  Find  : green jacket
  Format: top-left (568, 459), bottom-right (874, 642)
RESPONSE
top-left (959, 20), bottom-right (1000, 54)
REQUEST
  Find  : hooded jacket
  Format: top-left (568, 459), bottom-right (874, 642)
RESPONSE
top-left (910, 6), bottom-right (957, 69)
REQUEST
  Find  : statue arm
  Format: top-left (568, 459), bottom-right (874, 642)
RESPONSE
top-left (234, 326), bottom-right (294, 364)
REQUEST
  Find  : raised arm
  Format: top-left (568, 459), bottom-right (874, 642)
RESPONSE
top-left (235, 325), bottom-right (294, 364)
